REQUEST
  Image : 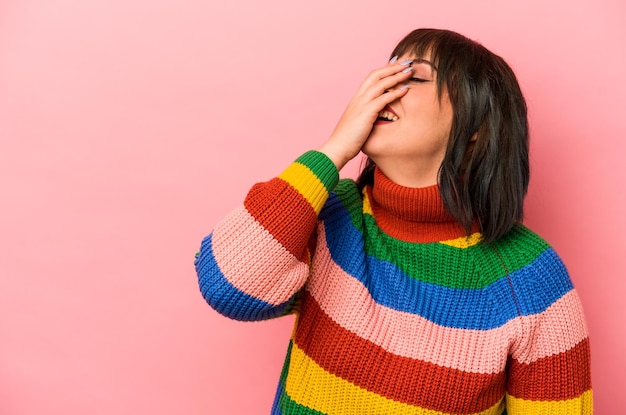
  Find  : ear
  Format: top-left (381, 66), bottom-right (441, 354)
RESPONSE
top-left (469, 132), bottom-right (478, 142)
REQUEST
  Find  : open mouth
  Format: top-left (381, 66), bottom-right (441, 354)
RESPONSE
top-left (375, 105), bottom-right (398, 124)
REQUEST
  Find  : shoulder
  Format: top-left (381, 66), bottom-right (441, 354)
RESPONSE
top-left (492, 223), bottom-right (569, 277)
top-left (491, 224), bottom-right (574, 313)
top-left (491, 224), bottom-right (554, 264)
top-left (320, 178), bottom-right (363, 220)
top-left (334, 178), bottom-right (362, 202)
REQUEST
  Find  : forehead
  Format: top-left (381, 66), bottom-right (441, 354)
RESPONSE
top-left (412, 58), bottom-right (437, 73)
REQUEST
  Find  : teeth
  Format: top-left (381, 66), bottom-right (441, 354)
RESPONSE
top-left (378, 110), bottom-right (398, 121)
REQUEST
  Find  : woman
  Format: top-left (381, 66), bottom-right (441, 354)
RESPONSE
top-left (195, 28), bottom-right (592, 414)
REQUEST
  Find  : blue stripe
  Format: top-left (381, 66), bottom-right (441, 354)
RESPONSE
top-left (271, 382), bottom-right (284, 415)
top-left (322, 202), bottom-right (573, 330)
top-left (509, 248), bottom-right (574, 316)
top-left (195, 234), bottom-right (293, 321)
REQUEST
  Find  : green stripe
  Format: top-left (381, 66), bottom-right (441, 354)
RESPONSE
top-left (279, 392), bottom-right (327, 415)
top-left (278, 341), bottom-right (293, 385)
top-left (490, 225), bottom-right (551, 269)
top-left (294, 151), bottom-right (339, 193)
top-left (333, 182), bottom-right (550, 289)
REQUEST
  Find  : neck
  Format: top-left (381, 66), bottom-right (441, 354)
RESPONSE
top-left (371, 155), bottom-right (442, 188)
top-left (367, 167), bottom-right (476, 243)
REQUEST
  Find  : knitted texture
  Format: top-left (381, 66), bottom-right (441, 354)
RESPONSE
top-left (195, 151), bottom-right (593, 415)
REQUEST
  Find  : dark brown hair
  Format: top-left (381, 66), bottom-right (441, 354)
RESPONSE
top-left (357, 29), bottom-right (529, 244)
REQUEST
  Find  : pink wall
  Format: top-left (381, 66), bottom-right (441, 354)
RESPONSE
top-left (1, 0), bottom-right (624, 413)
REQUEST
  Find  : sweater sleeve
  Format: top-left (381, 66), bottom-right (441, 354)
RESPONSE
top-left (194, 151), bottom-right (339, 321)
top-left (504, 247), bottom-right (593, 414)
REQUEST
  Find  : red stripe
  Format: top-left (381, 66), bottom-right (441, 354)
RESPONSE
top-left (294, 291), bottom-right (505, 413)
top-left (507, 338), bottom-right (592, 400)
top-left (244, 178), bottom-right (317, 263)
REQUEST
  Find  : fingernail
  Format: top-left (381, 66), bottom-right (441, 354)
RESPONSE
top-left (402, 66), bottom-right (413, 73)
top-left (400, 59), bottom-right (414, 66)
top-left (389, 55), bottom-right (398, 64)
top-left (400, 83), bottom-right (410, 90)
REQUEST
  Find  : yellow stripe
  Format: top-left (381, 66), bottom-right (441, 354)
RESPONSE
top-left (362, 188), bottom-right (374, 216)
top-left (278, 162), bottom-right (329, 213)
top-left (284, 343), bottom-right (504, 415)
top-left (505, 390), bottom-right (593, 414)
top-left (439, 232), bottom-right (483, 248)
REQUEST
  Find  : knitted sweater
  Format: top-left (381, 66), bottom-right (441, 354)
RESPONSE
top-left (195, 151), bottom-right (593, 415)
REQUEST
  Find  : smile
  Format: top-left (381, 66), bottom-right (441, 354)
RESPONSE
top-left (376, 105), bottom-right (398, 123)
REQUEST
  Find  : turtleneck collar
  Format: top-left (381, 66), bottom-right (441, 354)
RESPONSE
top-left (366, 166), bottom-right (476, 243)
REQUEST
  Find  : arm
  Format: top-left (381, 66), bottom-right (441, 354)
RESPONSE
top-left (194, 151), bottom-right (338, 321)
top-left (505, 249), bottom-right (593, 414)
top-left (195, 58), bottom-right (416, 321)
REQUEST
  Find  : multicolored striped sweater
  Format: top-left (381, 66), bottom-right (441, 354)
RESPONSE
top-left (195, 151), bottom-right (592, 414)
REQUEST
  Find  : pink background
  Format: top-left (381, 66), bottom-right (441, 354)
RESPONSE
top-left (1, 0), bottom-right (624, 413)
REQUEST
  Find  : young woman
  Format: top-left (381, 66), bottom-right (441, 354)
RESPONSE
top-left (195, 28), bottom-right (593, 414)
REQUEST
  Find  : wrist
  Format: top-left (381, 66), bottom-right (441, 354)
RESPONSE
top-left (318, 142), bottom-right (352, 171)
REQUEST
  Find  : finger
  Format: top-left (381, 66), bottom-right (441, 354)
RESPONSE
top-left (359, 66), bottom-right (414, 101)
top-left (355, 86), bottom-right (409, 125)
top-left (357, 60), bottom-right (414, 93)
top-left (367, 84), bottom-right (409, 112)
top-left (375, 59), bottom-right (415, 80)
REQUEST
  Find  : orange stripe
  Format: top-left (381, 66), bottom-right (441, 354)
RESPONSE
top-left (507, 338), bottom-right (592, 400)
top-left (244, 178), bottom-right (317, 263)
top-left (294, 291), bottom-right (505, 413)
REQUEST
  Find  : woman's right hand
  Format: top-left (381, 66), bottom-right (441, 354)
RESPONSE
top-left (319, 57), bottom-right (414, 170)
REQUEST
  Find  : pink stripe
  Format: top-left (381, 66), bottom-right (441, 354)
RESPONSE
top-left (212, 205), bottom-right (308, 306)
top-left (306, 225), bottom-right (588, 374)
top-left (512, 289), bottom-right (589, 364)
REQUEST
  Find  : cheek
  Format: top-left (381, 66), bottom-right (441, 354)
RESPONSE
top-left (433, 97), bottom-right (453, 135)
top-left (405, 91), bottom-right (444, 117)
top-left (406, 98), bottom-right (450, 134)
top-left (440, 94), bottom-right (454, 123)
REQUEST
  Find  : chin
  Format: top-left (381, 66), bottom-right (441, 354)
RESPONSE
top-left (362, 134), bottom-right (385, 158)
top-left (362, 140), bottom-right (398, 164)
